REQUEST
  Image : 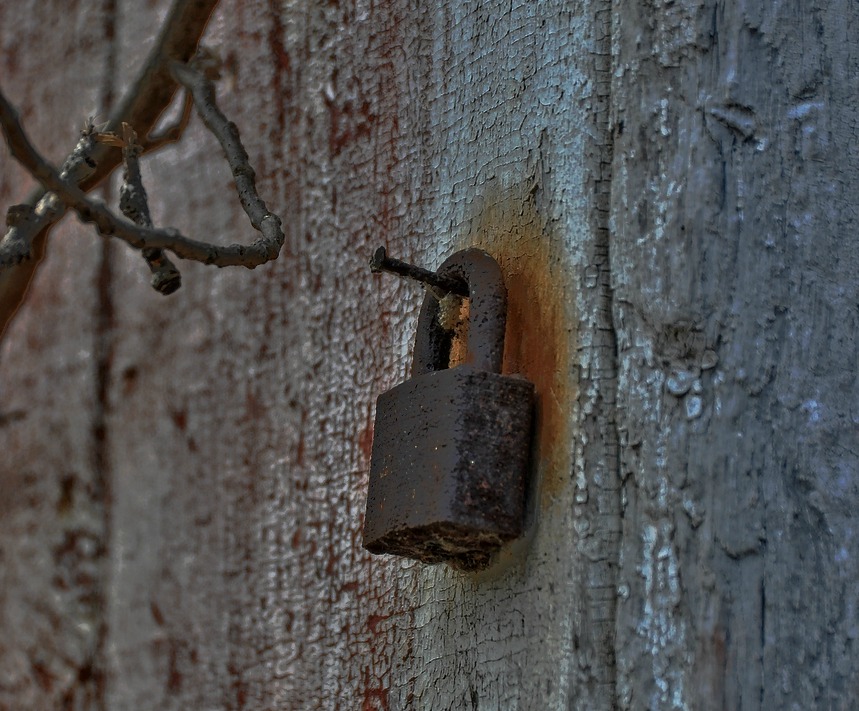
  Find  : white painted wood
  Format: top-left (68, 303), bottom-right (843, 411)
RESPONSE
top-left (99, 1), bottom-right (617, 708)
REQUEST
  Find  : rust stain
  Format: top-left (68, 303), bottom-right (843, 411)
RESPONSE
top-left (324, 91), bottom-right (377, 158)
top-left (457, 190), bottom-right (576, 509)
top-left (150, 600), bottom-right (165, 626)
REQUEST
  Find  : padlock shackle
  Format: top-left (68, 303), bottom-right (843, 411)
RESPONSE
top-left (412, 248), bottom-right (507, 376)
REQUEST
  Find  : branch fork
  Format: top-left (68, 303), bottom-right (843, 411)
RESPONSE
top-left (0, 47), bottom-right (284, 298)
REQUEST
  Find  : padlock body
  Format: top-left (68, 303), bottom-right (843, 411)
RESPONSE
top-left (363, 365), bottom-right (534, 569)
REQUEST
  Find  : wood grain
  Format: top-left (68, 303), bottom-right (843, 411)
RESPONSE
top-left (611, 2), bottom-right (859, 708)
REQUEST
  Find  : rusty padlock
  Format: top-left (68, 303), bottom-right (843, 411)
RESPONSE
top-left (363, 248), bottom-right (535, 570)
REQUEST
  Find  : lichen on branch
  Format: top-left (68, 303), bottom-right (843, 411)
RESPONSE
top-left (0, 122), bottom-right (101, 267)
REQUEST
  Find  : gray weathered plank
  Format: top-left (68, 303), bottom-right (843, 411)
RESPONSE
top-left (611, 2), bottom-right (859, 708)
top-left (0, 2), bottom-right (114, 707)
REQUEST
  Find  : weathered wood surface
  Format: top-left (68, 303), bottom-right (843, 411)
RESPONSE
top-left (1, 1), bottom-right (856, 710)
top-left (611, 2), bottom-right (859, 709)
top-left (0, 3), bottom-right (115, 708)
top-left (100, 1), bottom-right (617, 708)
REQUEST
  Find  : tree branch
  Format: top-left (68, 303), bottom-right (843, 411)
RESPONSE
top-left (79, 0), bottom-right (222, 193)
top-left (0, 122), bottom-right (100, 267)
top-left (118, 124), bottom-right (181, 294)
top-left (169, 59), bottom-right (279, 242)
top-left (0, 89), bottom-right (283, 268)
top-left (0, 0), bottom-right (220, 339)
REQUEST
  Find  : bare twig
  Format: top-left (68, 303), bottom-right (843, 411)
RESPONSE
top-left (0, 122), bottom-right (100, 268)
top-left (0, 89), bottom-right (283, 267)
top-left (80, 0), bottom-right (221, 192)
top-left (0, 0), bottom-right (219, 339)
top-left (118, 124), bottom-right (181, 294)
top-left (170, 59), bottom-right (279, 243)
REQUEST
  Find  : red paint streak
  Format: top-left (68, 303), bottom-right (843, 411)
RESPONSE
top-left (31, 660), bottom-right (54, 692)
top-left (358, 407), bottom-right (375, 461)
top-left (340, 580), bottom-right (360, 593)
top-left (231, 672), bottom-right (247, 710)
top-left (295, 430), bottom-right (306, 466)
top-left (243, 390), bottom-right (266, 422)
top-left (366, 613), bottom-right (388, 635)
top-left (324, 93), bottom-right (377, 157)
top-left (121, 365), bottom-right (138, 394)
top-left (169, 407), bottom-right (187, 432)
top-left (362, 687), bottom-right (389, 711)
top-left (362, 668), bottom-right (390, 711)
top-left (166, 638), bottom-right (182, 693)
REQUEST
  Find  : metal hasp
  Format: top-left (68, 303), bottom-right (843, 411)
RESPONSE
top-left (363, 247), bottom-right (535, 570)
